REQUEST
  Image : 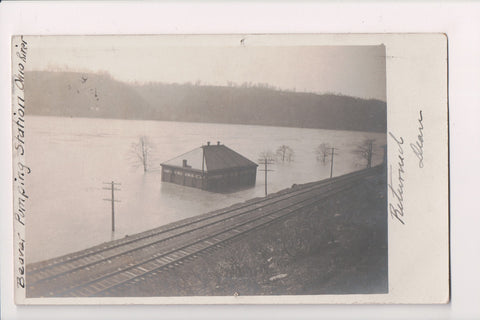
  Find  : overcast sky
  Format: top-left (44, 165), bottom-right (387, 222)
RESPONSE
top-left (25, 36), bottom-right (386, 101)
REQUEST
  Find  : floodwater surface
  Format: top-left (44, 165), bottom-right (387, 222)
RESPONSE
top-left (25, 116), bottom-right (386, 262)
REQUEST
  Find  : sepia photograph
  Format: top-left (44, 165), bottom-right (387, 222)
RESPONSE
top-left (16, 36), bottom-right (389, 299)
top-left (2, 0), bottom-right (471, 317)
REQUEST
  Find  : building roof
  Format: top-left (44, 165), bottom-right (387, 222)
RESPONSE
top-left (161, 143), bottom-right (258, 172)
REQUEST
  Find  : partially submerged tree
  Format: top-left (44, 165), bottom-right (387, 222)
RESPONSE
top-left (315, 143), bottom-right (331, 165)
top-left (276, 145), bottom-right (294, 163)
top-left (258, 150), bottom-right (276, 163)
top-left (130, 136), bottom-right (153, 173)
top-left (315, 143), bottom-right (338, 178)
top-left (354, 139), bottom-right (375, 168)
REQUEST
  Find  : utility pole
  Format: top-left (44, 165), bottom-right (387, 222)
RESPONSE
top-left (328, 147), bottom-right (339, 178)
top-left (258, 157), bottom-right (274, 197)
top-left (103, 181), bottom-right (121, 234)
top-left (367, 140), bottom-right (373, 168)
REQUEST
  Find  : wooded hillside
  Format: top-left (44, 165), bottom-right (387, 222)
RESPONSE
top-left (25, 71), bottom-right (386, 132)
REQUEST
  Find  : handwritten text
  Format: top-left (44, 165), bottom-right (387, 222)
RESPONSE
top-left (388, 132), bottom-right (406, 225)
top-left (410, 110), bottom-right (424, 168)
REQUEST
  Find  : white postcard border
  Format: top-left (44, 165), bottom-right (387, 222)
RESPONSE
top-left (10, 33), bottom-right (448, 305)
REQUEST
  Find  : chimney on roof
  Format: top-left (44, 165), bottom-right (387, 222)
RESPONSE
top-left (207, 141), bottom-right (210, 146)
top-left (217, 141), bottom-right (220, 145)
top-left (183, 159), bottom-right (188, 167)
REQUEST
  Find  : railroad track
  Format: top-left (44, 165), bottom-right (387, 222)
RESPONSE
top-left (26, 166), bottom-right (382, 297)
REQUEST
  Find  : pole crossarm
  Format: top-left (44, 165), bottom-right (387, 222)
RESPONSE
top-left (258, 161), bottom-right (275, 164)
top-left (258, 168), bottom-right (274, 171)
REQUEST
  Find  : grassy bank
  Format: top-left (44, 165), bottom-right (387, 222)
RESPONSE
top-left (112, 172), bottom-right (388, 297)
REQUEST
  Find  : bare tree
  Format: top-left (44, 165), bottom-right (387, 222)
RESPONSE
top-left (354, 139), bottom-right (375, 168)
top-left (130, 136), bottom-right (153, 173)
top-left (276, 145), bottom-right (294, 163)
top-left (315, 143), bottom-right (331, 165)
top-left (258, 150), bottom-right (276, 163)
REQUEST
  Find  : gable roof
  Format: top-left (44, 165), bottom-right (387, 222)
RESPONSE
top-left (161, 144), bottom-right (258, 172)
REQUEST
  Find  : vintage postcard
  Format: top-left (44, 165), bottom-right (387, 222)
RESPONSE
top-left (11, 34), bottom-right (448, 304)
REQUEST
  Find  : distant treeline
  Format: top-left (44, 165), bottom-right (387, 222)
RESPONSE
top-left (25, 71), bottom-right (386, 132)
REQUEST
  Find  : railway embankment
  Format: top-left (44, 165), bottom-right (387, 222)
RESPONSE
top-left (26, 167), bottom-right (387, 297)
top-left (115, 169), bottom-right (388, 296)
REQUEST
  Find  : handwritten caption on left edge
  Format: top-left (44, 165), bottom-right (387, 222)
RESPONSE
top-left (13, 36), bottom-right (30, 290)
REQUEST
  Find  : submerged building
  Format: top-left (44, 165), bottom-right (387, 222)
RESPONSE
top-left (160, 142), bottom-right (258, 193)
